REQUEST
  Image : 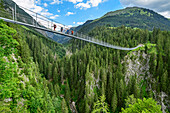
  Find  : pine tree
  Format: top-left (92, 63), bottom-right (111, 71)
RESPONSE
top-left (54, 84), bottom-right (60, 97)
top-left (65, 78), bottom-right (71, 104)
top-left (47, 63), bottom-right (52, 79)
top-left (111, 90), bottom-right (117, 112)
top-left (119, 79), bottom-right (124, 105)
top-left (107, 72), bottom-right (113, 104)
top-left (100, 69), bottom-right (107, 90)
top-left (157, 53), bottom-right (163, 77)
top-left (161, 70), bottom-right (168, 92)
top-left (85, 97), bottom-right (90, 113)
top-left (53, 67), bottom-right (58, 84)
top-left (61, 98), bottom-right (69, 113)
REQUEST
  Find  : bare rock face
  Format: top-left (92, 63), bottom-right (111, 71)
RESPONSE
top-left (123, 50), bottom-right (169, 113)
top-left (123, 51), bottom-right (150, 85)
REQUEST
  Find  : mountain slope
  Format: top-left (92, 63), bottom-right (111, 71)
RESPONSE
top-left (77, 7), bottom-right (170, 34)
top-left (0, 20), bottom-right (65, 112)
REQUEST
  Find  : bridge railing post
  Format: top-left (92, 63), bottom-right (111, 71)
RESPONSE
top-left (48, 21), bottom-right (49, 29)
top-left (12, 8), bottom-right (14, 20)
top-left (15, 4), bottom-right (17, 21)
top-left (36, 13), bottom-right (37, 26)
top-left (32, 16), bottom-right (34, 25)
top-left (51, 20), bottom-right (53, 30)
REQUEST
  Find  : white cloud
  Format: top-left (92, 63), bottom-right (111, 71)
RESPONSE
top-left (75, 2), bottom-right (91, 9)
top-left (12, 0), bottom-right (45, 13)
top-left (35, 0), bottom-right (41, 5)
top-left (120, 0), bottom-right (170, 18)
top-left (41, 11), bottom-right (53, 16)
top-left (66, 12), bottom-right (75, 16)
top-left (44, 3), bottom-right (48, 7)
top-left (89, 0), bottom-right (103, 7)
top-left (57, 10), bottom-right (60, 13)
top-left (67, 0), bottom-right (83, 4)
top-left (77, 22), bottom-right (84, 25)
top-left (32, 5), bottom-right (43, 13)
top-left (12, 0), bottom-right (35, 9)
top-left (50, 0), bottom-right (63, 5)
top-left (50, 15), bottom-right (60, 19)
top-left (73, 22), bottom-right (76, 24)
top-left (68, 25), bottom-right (73, 28)
top-left (159, 11), bottom-right (170, 18)
top-left (75, 0), bottom-right (106, 9)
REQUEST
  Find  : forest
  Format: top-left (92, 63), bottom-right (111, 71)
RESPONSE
top-left (0, 16), bottom-right (170, 112)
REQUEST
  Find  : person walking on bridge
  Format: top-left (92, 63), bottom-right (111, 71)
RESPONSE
top-left (61, 26), bottom-right (63, 32)
top-left (53, 24), bottom-right (56, 31)
top-left (66, 29), bottom-right (69, 34)
top-left (71, 30), bottom-right (74, 35)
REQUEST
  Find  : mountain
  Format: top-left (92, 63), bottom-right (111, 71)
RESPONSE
top-left (76, 7), bottom-right (170, 34)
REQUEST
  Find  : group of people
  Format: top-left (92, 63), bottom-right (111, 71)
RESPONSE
top-left (53, 24), bottom-right (74, 35)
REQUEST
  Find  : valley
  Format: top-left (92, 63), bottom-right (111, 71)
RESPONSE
top-left (0, 0), bottom-right (170, 113)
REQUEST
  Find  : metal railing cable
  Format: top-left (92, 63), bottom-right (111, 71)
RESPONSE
top-left (0, 4), bottom-right (143, 50)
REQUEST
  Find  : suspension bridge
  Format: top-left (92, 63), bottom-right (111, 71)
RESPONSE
top-left (0, 3), bottom-right (143, 50)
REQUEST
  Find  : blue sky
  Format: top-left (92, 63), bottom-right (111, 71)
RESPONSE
top-left (13, 0), bottom-right (170, 27)
top-left (42, 0), bottom-right (123, 26)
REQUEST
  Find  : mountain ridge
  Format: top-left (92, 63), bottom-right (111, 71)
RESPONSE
top-left (75, 7), bottom-right (170, 34)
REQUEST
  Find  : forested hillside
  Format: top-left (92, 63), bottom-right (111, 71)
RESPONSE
top-left (0, 20), bottom-right (68, 112)
top-left (1, 18), bottom-right (170, 112)
top-left (65, 26), bottom-right (170, 112)
top-left (77, 7), bottom-right (170, 34)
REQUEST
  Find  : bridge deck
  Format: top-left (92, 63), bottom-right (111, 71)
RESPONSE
top-left (0, 17), bottom-right (143, 50)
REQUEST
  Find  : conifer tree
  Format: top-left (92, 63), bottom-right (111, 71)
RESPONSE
top-left (53, 67), bottom-right (58, 84)
top-left (65, 78), bottom-right (71, 104)
top-left (54, 84), bottom-right (60, 97)
top-left (61, 98), bottom-right (69, 113)
top-left (47, 63), bottom-right (52, 79)
top-left (161, 70), bottom-right (168, 92)
top-left (107, 72), bottom-right (113, 104)
top-left (85, 97), bottom-right (90, 113)
top-left (111, 90), bottom-right (117, 112)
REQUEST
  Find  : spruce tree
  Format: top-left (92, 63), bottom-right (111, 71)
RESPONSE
top-left (85, 97), bottom-right (90, 113)
top-left (53, 67), bottom-right (58, 84)
top-left (111, 90), bottom-right (117, 112)
top-left (61, 98), bottom-right (69, 113)
top-left (65, 78), bottom-right (71, 104)
top-left (161, 70), bottom-right (168, 92)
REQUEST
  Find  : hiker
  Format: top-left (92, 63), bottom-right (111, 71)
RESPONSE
top-left (54, 24), bottom-right (56, 31)
top-left (71, 30), bottom-right (74, 35)
top-left (66, 29), bottom-right (69, 34)
top-left (61, 26), bottom-right (63, 32)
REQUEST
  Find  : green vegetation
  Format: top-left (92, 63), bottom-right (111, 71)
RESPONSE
top-left (0, 20), bottom-right (67, 112)
top-left (0, 1), bottom-right (170, 112)
top-left (128, 42), bottom-right (157, 55)
top-left (77, 7), bottom-right (170, 34)
top-left (1, 18), bottom-right (169, 112)
top-left (92, 95), bottom-right (109, 113)
top-left (121, 97), bottom-right (162, 113)
top-left (69, 25), bottom-right (169, 112)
